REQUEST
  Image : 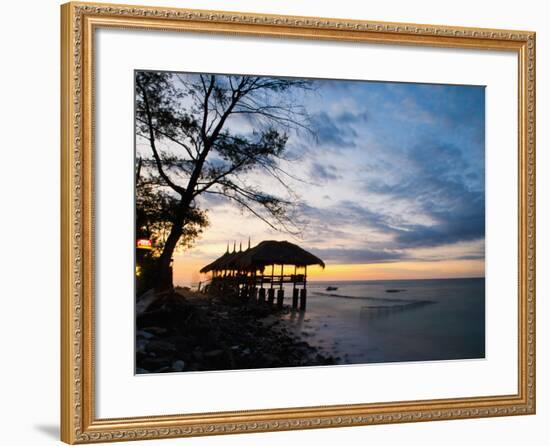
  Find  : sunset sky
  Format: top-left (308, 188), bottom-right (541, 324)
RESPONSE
top-left (137, 75), bottom-right (485, 286)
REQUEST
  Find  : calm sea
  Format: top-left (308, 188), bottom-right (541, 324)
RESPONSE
top-left (281, 277), bottom-right (485, 365)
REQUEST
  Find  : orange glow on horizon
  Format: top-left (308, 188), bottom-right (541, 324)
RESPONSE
top-left (172, 255), bottom-right (485, 286)
top-left (304, 260), bottom-right (484, 281)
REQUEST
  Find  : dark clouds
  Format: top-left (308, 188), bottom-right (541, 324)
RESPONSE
top-left (309, 162), bottom-right (341, 182)
top-left (297, 201), bottom-right (400, 240)
top-left (364, 139), bottom-right (484, 249)
top-left (293, 134), bottom-right (485, 264)
top-left (182, 78), bottom-right (485, 268)
top-left (310, 247), bottom-right (405, 264)
top-left (310, 109), bottom-right (368, 149)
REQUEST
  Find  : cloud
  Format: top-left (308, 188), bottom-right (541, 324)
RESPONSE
top-left (309, 109), bottom-right (368, 150)
top-left (311, 247), bottom-right (405, 264)
top-left (167, 76), bottom-right (485, 270)
top-left (363, 139), bottom-right (485, 248)
top-left (296, 201), bottom-right (399, 240)
top-left (310, 111), bottom-right (357, 148)
top-left (309, 162), bottom-right (342, 182)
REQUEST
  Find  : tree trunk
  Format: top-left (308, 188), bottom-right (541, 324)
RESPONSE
top-left (154, 138), bottom-right (215, 290)
top-left (155, 216), bottom-right (184, 291)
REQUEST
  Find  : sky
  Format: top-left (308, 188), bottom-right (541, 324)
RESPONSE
top-left (137, 74), bottom-right (485, 285)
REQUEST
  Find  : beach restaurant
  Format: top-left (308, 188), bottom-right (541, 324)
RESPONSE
top-left (199, 240), bottom-right (325, 311)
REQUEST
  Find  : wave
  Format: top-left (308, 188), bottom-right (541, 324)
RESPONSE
top-left (312, 291), bottom-right (413, 304)
top-left (359, 300), bottom-right (435, 321)
top-left (312, 291), bottom-right (435, 316)
top-left (361, 300), bottom-right (434, 310)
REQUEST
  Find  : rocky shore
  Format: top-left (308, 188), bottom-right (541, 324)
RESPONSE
top-left (136, 288), bottom-right (337, 374)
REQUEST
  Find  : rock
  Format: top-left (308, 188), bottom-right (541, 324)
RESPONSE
top-left (192, 349), bottom-right (204, 361)
top-left (142, 326), bottom-right (168, 336)
top-left (136, 351), bottom-right (148, 362)
top-left (136, 289), bottom-right (159, 316)
top-left (136, 339), bottom-right (148, 353)
top-left (204, 349), bottom-right (223, 358)
top-left (139, 356), bottom-right (173, 370)
top-left (137, 330), bottom-right (155, 340)
top-left (262, 353), bottom-right (278, 364)
top-left (146, 340), bottom-right (176, 354)
top-left (172, 360), bottom-right (186, 372)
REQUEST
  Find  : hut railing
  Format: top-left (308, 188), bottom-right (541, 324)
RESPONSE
top-left (209, 273), bottom-right (306, 287)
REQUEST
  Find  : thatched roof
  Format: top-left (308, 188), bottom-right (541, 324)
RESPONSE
top-left (200, 240), bottom-right (325, 273)
top-left (199, 251), bottom-right (232, 273)
top-left (200, 249), bottom-right (248, 273)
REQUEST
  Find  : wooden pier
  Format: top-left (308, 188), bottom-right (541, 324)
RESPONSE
top-left (200, 240), bottom-right (324, 311)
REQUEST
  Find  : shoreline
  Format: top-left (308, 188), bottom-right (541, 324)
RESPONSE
top-left (136, 287), bottom-right (337, 374)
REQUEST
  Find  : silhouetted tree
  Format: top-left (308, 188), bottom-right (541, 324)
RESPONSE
top-left (136, 163), bottom-right (209, 255)
top-left (136, 72), bottom-right (311, 290)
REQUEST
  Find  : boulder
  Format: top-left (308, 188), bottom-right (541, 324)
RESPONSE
top-left (136, 289), bottom-right (159, 316)
top-left (136, 330), bottom-right (155, 340)
top-left (172, 360), bottom-right (186, 372)
top-left (146, 339), bottom-right (176, 355)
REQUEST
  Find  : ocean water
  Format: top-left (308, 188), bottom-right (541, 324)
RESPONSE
top-left (280, 278), bottom-right (485, 365)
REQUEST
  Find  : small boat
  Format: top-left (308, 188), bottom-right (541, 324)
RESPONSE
top-left (326, 286), bottom-right (338, 291)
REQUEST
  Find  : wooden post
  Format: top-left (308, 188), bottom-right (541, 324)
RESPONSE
top-left (277, 288), bottom-right (284, 309)
top-left (300, 265), bottom-right (308, 311)
top-left (251, 270), bottom-right (258, 300)
top-left (268, 288), bottom-right (275, 305)
top-left (292, 288), bottom-right (299, 309)
top-left (299, 288), bottom-right (307, 311)
top-left (280, 264), bottom-right (284, 289)
top-left (258, 287), bottom-right (266, 304)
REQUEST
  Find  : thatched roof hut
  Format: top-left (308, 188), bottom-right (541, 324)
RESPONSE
top-left (199, 251), bottom-right (231, 273)
top-left (200, 240), bottom-right (324, 273)
top-left (234, 240), bottom-right (325, 271)
top-left (199, 241), bottom-right (324, 311)
top-left (200, 248), bottom-right (249, 273)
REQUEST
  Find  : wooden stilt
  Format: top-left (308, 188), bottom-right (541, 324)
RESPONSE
top-left (276, 289), bottom-right (284, 309)
top-left (299, 288), bottom-right (307, 311)
top-left (258, 288), bottom-right (266, 304)
top-left (292, 288), bottom-right (299, 309)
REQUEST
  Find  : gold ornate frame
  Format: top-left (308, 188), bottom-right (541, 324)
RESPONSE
top-left (60, 2), bottom-right (536, 443)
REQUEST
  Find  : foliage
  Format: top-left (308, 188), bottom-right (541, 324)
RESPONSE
top-left (136, 177), bottom-right (209, 256)
top-left (135, 70), bottom-right (313, 288)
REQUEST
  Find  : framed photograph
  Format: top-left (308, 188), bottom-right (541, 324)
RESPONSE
top-left (60, 2), bottom-right (536, 443)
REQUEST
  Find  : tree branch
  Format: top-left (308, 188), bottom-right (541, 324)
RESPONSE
top-left (136, 117), bottom-right (196, 160)
top-left (136, 80), bottom-right (186, 196)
